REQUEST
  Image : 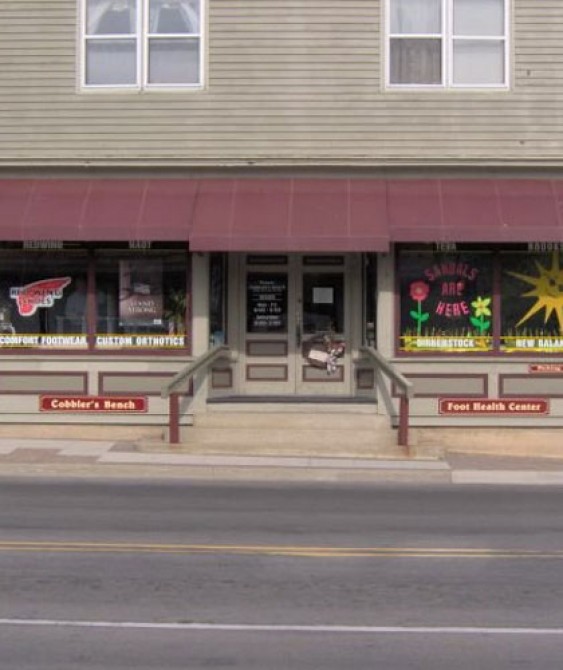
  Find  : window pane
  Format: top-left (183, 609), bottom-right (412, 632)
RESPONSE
top-left (500, 251), bottom-right (563, 353)
top-left (148, 38), bottom-right (200, 84)
top-left (454, 0), bottom-right (504, 37)
top-left (364, 254), bottom-right (377, 347)
top-left (0, 252), bottom-right (89, 350)
top-left (453, 40), bottom-right (504, 85)
top-left (149, 0), bottom-right (200, 34)
top-left (398, 250), bottom-right (493, 353)
top-left (87, 0), bottom-right (136, 35)
top-left (303, 273), bottom-right (344, 334)
top-left (390, 38), bottom-right (441, 84)
top-left (95, 252), bottom-right (188, 350)
top-left (86, 39), bottom-right (137, 85)
top-left (209, 253), bottom-right (227, 346)
top-left (390, 0), bottom-right (441, 34)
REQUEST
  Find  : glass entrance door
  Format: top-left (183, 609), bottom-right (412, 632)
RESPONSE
top-left (297, 267), bottom-right (349, 394)
top-left (240, 255), bottom-right (352, 396)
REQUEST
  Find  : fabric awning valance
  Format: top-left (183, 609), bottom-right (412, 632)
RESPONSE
top-left (0, 178), bottom-right (562, 248)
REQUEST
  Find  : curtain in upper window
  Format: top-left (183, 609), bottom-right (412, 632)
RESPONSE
top-left (87, 0), bottom-right (136, 33)
top-left (390, 0), bottom-right (441, 34)
top-left (388, 0), bottom-right (507, 88)
top-left (148, 0), bottom-right (200, 33)
top-left (147, 0), bottom-right (201, 84)
top-left (85, 0), bottom-right (137, 85)
top-left (83, 0), bottom-right (203, 89)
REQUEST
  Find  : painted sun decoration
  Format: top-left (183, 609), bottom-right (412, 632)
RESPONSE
top-left (503, 251), bottom-right (563, 353)
top-left (508, 252), bottom-right (563, 332)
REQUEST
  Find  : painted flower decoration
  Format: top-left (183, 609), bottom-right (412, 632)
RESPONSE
top-left (409, 281), bottom-right (430, 335)
top-left (471, 296), bottom-right (491, 318)
top-left (410, 281), bottom-right (430, 303)
top-left (470, 296), bottom-right (492, 335)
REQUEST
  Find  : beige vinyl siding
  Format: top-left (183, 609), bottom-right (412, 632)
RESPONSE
top-left (1, 1), bottom-right (563, 166)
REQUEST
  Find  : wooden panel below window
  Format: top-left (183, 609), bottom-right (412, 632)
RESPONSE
top-left (356, 369), bottom-right (375, 389)
top-left (99, 372), bottom-right (190, 396)
top-left (0, 372), bottom-right (87, 395)
top-left (500, 375), bottom-right (563, 398)
top-left (246, 365), bottom-right (288, 381)
top-left (302, 366), bottom-right (344, 382)
top-left (211, 368), bottom-right (233, 389)
top-left (393, 374), bottom-right (487, 398)
top-left (246, 340), bottom-right (288, 357)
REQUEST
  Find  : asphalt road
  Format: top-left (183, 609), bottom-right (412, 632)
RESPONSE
top-left (1, 478), bottom-right (563, 668)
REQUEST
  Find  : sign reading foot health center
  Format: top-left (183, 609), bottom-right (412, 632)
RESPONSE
top-left (439, 398), bottom-right (549, 415)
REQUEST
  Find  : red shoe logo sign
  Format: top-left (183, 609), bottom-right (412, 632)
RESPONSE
top-left (10, 277), bottom-right (72, 317)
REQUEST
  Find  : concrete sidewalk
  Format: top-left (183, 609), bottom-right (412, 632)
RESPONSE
top-left (0, 437), bottom-right (563, 485)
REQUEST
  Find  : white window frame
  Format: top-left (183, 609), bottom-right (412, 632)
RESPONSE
top-left (385, 0), bottom-right (510, 90)
top-left (80, 0), bottom-right (205, 91)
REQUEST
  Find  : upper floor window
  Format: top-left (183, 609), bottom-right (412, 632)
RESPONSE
top-left (387, 0), bottom-right (508, 88)
top-left (82, 0), bottom-right (203, 89)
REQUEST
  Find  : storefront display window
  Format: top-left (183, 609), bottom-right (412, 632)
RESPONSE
top-left (398, 248), bottom-right (493, 353)
top-left (501, 250), bottom-right (563, 353)
top-left (0, 249), bottom-right (89, 350)
top-left (0, 244), bottom-right (189, 352)
top-left (95, 249), bottom-right (188, 350)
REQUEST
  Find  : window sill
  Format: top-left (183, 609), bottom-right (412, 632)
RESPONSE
top-left (79, 84), bottom-right (205, 94)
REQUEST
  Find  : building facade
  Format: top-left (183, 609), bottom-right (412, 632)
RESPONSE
top-left (0, 1), bottom-right (562, 445)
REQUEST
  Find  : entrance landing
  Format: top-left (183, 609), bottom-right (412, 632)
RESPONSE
top-left (207, 395), bottom-right (375, 404)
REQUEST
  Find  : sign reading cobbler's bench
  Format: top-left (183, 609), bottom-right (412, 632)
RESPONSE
top-left (40, 396), bottom-right (147, 413)
top-left (439, 398), bottom-right (549, 415)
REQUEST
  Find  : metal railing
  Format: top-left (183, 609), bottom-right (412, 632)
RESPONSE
top-left (359, 346), bottom-right (414, 450)
top-left (161, 344), bottom-right (230, 444)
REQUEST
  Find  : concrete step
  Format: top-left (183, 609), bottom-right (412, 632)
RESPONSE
top-left (194, 411), bottom-right (386, 431)
top-left (178, 427), bottom-right (397, 449)
top-left (165, 435), bottom-right (402, 458)
top-left (172, 411), bottom-right (400, 456)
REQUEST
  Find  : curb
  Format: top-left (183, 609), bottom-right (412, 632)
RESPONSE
top-left (452, 470), bottom-right (563, 486)
top-left (0, 439), bottom-right (562, 485)
top-left (99, 452), bottom-right (450, 470)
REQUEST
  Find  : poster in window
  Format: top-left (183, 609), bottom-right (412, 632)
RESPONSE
top-left (399, 251), bottom-right (493, 352)
top-left (501, 251), bottom-right (563, 353)
top-left (119, 259), bottom-right (163, 326)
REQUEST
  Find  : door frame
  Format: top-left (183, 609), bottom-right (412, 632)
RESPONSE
top-left (234, 253), bottom-right (361, 397)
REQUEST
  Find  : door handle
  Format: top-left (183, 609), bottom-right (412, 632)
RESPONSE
top-left (296, 314), bottom-right (302, 347)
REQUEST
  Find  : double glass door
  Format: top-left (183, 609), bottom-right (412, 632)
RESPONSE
top-left (240, 254), bottom-right (353, 396)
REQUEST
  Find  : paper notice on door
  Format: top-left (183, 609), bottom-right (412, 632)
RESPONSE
top-left (313, 287), bottom-right (333, 304)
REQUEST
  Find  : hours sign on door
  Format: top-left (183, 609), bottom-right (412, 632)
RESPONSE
top-left (246, 273), bottom-right (287, 333)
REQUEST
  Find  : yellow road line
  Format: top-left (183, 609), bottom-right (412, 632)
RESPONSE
top-left (0, 540), bottom-right (561, 559)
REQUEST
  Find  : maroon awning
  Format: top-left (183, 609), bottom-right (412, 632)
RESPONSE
top-left (0, 179), bottom-right (198, 241)
top-left (0, 178), bottom-right (562, 248)
top-left (188, 178), bottom-right (389, 251)
top-left (389, 179), bottom-right (563, 242)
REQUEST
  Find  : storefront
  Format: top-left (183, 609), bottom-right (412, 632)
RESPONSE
top-left (0, 177), bottom-right (562, 438)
